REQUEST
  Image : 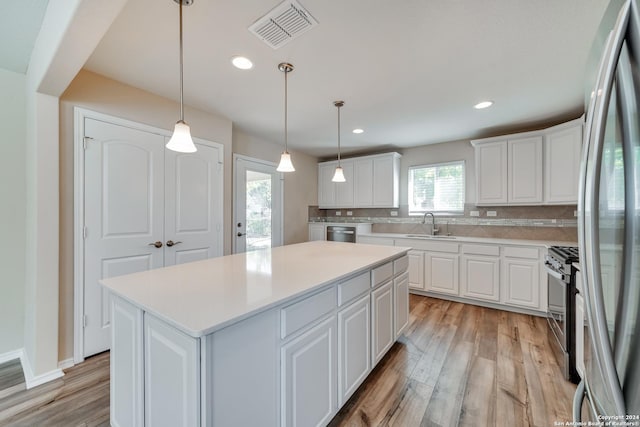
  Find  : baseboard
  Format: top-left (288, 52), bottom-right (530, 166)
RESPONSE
top-left (21, 353), bottom-right (65, 389)
top-left (0, 348), bottom-right (24, 365)
top-left (58, 358), bottom-right (74, 370)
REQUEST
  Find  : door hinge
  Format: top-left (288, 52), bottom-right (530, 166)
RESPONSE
top-left (83, 226), bottom-right (88, 239)
top-left (83, 315), bottom-right (88, 328)
top-left (83, 136), bottom-right (94, 150)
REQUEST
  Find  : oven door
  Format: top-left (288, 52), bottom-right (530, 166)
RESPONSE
top-left (547, 264), bottom-right (569, 375)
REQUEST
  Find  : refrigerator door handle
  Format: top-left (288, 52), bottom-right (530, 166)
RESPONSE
top-left (573, 379), bottom-right (586, 422)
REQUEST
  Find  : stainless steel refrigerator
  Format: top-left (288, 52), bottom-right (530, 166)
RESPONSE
top-left (574, 0), bottom-right (640, 421)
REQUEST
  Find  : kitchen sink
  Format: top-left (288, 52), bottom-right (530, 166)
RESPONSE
top-left (405, 234), bottom-right (456, 240)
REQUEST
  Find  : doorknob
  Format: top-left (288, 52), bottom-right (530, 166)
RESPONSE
top-left (148, 241), bottom-right (163, 248)
top-left (166, 240), bottom-right (182, 247)
top-left (237, 232), bottom-right (246, 237)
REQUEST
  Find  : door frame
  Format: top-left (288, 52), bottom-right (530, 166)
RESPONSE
top-left (232, 154), bottom-right (284, 254)
top-left (73, 107), bottom-right (224, 364)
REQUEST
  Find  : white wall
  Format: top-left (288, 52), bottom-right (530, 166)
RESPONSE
top-left (233, 129), bottom-right (318, 245)
top-left (0, 68), bottom-right (26, 355)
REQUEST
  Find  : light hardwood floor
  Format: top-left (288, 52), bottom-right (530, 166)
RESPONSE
top-left (0, 295), bottom-right (575, 426)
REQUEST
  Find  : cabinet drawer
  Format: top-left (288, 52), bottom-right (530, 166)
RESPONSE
top-left (503, 246), bottom-right (539, 259)
top-left (338, 272), bottom-right (370, 306)
top-left (281, 287), bottom-right (337, 339)
top-left (372, 262), bottom-right (393, 288)
top-left (394, 255), bottom-right (409, 275)
top-left (397, 239), bottom-right (459, 253)
top-left (462, 244), bottom-right (499, 257)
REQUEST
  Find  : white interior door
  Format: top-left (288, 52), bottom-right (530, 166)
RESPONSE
top-left (233, 155), bottom-right (283, 253)
top-left (164, 139), bottom-right (223, 265)
top-left (83, 118), bottom-right (165, 357)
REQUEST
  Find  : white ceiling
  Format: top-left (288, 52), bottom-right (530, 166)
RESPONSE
top-left (0, 0), bottom-right (49, 74)
top-left (85, 0), bottom-right (609, 158)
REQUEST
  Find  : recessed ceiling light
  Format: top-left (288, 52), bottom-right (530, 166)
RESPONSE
top-left (231, 56), bottom-right (253, 70)
top-left (352, 128), bottom-right (364, 134)
top-left (474, 101), bottom-right (493, 109)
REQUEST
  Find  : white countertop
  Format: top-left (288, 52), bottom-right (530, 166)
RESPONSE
top-left (100, 241), bottom-right (409, 338)
top-left (359, 232), bottom-right (577, 248)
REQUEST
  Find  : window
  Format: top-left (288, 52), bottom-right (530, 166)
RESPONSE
top-left (408, 161), bottom-right (465, 214)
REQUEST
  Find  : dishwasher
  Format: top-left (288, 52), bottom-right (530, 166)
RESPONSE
top-left (326, 225), bottom-right (356, 243)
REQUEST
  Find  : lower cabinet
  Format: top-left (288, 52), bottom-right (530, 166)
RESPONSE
top-left (460, 255), bottom-right (500, 302)
top-left (338, 294), bottom-right (371, 406)
top-left (424, 252), bottom-right (459, 295)
top-left (502, 257), bottom-right (540, 309)
top-left (372, 281), bottom-right (394, 364)
top-left (407, 250), bottom-right (425, 290)
top-left (394, 272), bottom-right (409, 337)
top-left (308, 223), bottom-right (326, 241)
top-left (282, 316), bottom-right (337, 427)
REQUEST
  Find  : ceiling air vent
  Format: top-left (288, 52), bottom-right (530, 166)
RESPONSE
top-left (249, 0), bottom-right (318, 50)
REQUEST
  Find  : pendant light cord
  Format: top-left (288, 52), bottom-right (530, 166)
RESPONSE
top-left (284, 68), bottom-right (288, 153)
top-left (337, 104), bottom-right (341, 166)
top-left (179, 1), bottom-right (184, 122)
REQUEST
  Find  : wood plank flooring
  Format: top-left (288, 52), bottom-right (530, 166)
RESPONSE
top-left (0, 295), bottom-right (576, 426)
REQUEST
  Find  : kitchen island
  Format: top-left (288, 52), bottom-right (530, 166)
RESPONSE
top-left (101, 241), bottom-right (410, 427)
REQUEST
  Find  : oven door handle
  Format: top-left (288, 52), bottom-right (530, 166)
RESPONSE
top-left (544, 263), bottom-right (565, 281)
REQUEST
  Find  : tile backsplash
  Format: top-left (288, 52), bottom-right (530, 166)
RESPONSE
top-left (309, 204), bottom-right (578, 242)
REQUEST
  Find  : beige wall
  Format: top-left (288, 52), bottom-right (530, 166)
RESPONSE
top-left (58, 70), bottom-right (233, 361)
top-left (0, 69), bottom-right (26, 355)
top-left (233, 129), bottom-right (318, 244)
top-left (398, 139), bottom-right (476, 206)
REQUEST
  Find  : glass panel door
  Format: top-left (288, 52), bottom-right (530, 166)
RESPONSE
top-left (245, 170), bottom-right (273, 251)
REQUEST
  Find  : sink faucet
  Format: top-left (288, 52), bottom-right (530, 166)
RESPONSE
top-left (422, 212), bottom-right (439, 235)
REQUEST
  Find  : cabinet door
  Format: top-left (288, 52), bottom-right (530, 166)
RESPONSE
top-left (335, 161), bottom-right (355, 207)
top-left (408, 250), bottom-right (425, 290)
top-left (318, 163), bottom-right (336, 208)
top-left (282, 317), bottom-right (337, 427)
top-left (372, 156), bottom-right (397, 207)
top-left (372, 281), bottom-right (394, 364)
top-left (544, 123), bottom-right (582, 203)
top-left (425, 252), bottom-right (459, 295)
top-left (308, 224), bottom-right (326, 241)
top-left (502, 258), bottom-right (540, 309)
top-left (508, 136), bottom-right (543, 204)
top-left (475, 141), bottom-right (508, 204)
top-left (144, 314), bottom-right (200, 427)
top-left (394, 272), bottom-right (409, 337)
top-left (354, 158), bottom-right (373, 207)
top-left (460, 255), bottom-right (500, 302)
top-left (338, 295), bottom-right (371, 406)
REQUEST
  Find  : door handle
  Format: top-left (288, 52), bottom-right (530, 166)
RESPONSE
top-left (166, 240), bottom-right (182, 247)
top-left (148, 241), bottom-right (163, 248)
top-left (237, 232), bottom-right (246, 237)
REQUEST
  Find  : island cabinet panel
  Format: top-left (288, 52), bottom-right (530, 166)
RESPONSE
top-left (281, 316), bottom-right (337, 427)
top-left (338, 294), bottom-right (371, 406)
top-left (144, 314), bottom-right (200, 427)
top-left (203, 309), bottom-right (279, 427)
top-left (394, 271), bottom-right (410, 337)
top-left (280, 286), bottom-right (337, 339)
top-left (111, 296), bottom-right (144, 427)
top-left (372, 281), bottom-right (394, 364)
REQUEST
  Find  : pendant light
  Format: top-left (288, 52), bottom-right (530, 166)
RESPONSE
top-left (277, 63), bottom-right (295, 172)
top-left (332, 101), bottom-right (346, 182)
top-left (166, 0), bottom-right (197, 153)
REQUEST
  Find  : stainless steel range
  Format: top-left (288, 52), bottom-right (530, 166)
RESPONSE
top-left (545, 246), bottom-right (580, 384)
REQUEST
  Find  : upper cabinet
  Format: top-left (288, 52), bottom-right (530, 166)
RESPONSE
top-left (471, 118), bottom-right (583, 206)
top-left (318, 153), bottom-right (401, 209)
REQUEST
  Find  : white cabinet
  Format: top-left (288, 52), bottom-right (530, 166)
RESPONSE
top-left (544, 119), bottom-right (583, 204)
top-left (407, 250), bottom-right (425, 290)
top-left (318, 152), bottom-right (400, 208)
top-left (394, 272), bottom-right (409, 337)
top-left (461, 255), bottom-right (500, 302)
top-left (474, 140), bottom-right (508, 205)
top-left (501, 246), bottom-right (541, 309)
top-left (508, 136), bottom-right (543, 204)
top-left (372, 281), bottom-right (394, 364)
top-left (144, 313), bottom-right (200, 427)
top-left (425, 252), bottom-right (459, 296)
top-left (308, 223), bottom-right (326, 241)
top-left (282, 316), bottom-right (337, 427)
top-left (338, 294), bottom-right (371, 406)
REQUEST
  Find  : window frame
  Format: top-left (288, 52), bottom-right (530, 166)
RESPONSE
top-left (408, 160), bottom-right (466, 216)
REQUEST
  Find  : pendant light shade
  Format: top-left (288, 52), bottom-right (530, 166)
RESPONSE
top-left (277, 63), bottom-right (295, 172)
top-left (332, 100), bottom-right (345, 182)
top-left (167, 0), bottom-right (197, 153)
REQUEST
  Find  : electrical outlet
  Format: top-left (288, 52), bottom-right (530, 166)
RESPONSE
top-left (390, 211), bottom-right (398, 217)
top-left (335, 211), bottom-right (342, 216)
top-left (574, 210), bottom-right (578, 217)
top-left (346, 211), bottom-right (353, 216)
top-left (470, 211), bottom-right (480, 217)
top-left (487, 211), bottom-right (497, 217)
